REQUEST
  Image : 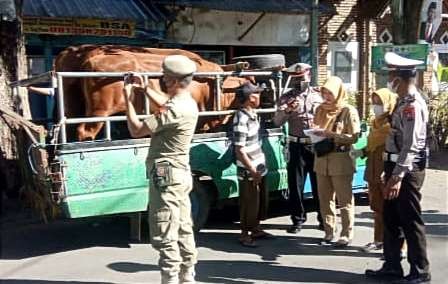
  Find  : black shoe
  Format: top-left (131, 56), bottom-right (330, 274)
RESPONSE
top-left (392, 274), bottom-right (431, 284)
top-left (333, 238), bottom-right (352, 248)
top-left (365, 266), bottom-right (404, 280)
top-left (286, 225), bottom-right (301, 234)
top-left (317, 223), bottom-right (325, 231)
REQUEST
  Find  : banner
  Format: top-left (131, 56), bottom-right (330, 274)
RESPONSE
top-left (23, 17), bottom-right (135, 38)
top-left (419, 0), bottom-right (442, 43)
top-left (371, 44), bottom-right (429, 72)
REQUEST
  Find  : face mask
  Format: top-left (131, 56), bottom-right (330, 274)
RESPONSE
top-left (387, 78), bottom-right (400, 93)
top-left (371, 104), bottom-right (385, 117)
top-left (300, 81), bottom-right (310, 91)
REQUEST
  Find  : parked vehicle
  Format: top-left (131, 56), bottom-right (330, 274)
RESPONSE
top-left (18, 69), bottom-right (367, 234)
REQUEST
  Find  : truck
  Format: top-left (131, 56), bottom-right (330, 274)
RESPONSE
top-left (16, 69), bottom-right (367, 237)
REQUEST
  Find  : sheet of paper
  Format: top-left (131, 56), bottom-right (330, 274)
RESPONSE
top-left (303, 129), bottom-right (326, 144)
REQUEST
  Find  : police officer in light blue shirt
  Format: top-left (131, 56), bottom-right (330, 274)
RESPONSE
top-left (366, 52), bottom-right (431, 284)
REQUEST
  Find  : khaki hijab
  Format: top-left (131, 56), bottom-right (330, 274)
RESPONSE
top-left (366, 88), bottom-right (398, 152)
top-left (314, 76), bottom-right (348, 130)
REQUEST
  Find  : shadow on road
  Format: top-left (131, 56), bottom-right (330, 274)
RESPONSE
top-left (0, 216), bottom-right (132, 260)
top-left (428, 150), bottom-right (448, 171)
top-left (196, 260), bottom-right (376, 284)
top-left (106, 259), bottom-right (378, 284)
top-left (195, 231), bottom-right (379, 261)
top-left (107, 262), bottom-right (158, 273)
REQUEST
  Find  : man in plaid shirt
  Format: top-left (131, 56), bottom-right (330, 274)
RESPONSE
top-left (233, 82), bottom-right (274, 247)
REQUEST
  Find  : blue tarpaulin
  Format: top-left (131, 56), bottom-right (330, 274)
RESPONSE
top-left (23, 0), bottom-right (166, 23)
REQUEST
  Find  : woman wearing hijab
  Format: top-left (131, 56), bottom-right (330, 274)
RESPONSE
top-left (313, 76), bottom-right (361, 247)
top-left (361, 89), bottom-right (407, 257)
top-left (362, 89), bottom-right (397, 252)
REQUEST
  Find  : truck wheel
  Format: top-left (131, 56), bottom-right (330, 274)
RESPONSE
top-left (190, 179), bottom-right (213, 232)
top-left (231, 54), bottom-right (285, 70)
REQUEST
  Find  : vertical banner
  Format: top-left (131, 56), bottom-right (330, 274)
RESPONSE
top-left (419, 0), bottom-right (442, 43)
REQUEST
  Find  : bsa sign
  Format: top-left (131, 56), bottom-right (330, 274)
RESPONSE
top-left (23, 17), bottom-right (135, 38)
top-left (371, 44), bottom-right (429, 72)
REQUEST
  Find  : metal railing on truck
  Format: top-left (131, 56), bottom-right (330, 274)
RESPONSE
top-left (50, 70), bottom-right (284, 144)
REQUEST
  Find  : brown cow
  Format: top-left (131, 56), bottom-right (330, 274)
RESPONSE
top-left (55, 45), bottom-right (248, 141)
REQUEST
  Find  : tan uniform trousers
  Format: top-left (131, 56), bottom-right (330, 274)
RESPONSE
top-left (238, 176), bottom-right (269, 232)
top-left (149, 167), bottom-right (198, 278)
top-left (317, 174), bottom-right (354, 239)
top-left (315, 152), bottom-right (355, 240)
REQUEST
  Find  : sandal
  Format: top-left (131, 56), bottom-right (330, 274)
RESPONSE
top-left (239, 235), bottom-right (258, 248)
top-left (251, 230), bottom-right (275, 239)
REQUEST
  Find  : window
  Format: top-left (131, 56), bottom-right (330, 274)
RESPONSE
top-left (334, 51), bottom-right (352, 83)
top-left (327, 41), bottom-right (359, 91)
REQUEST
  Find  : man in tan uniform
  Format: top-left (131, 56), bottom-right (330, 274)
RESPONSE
top-left (123, 55), bottom-right (199, 284)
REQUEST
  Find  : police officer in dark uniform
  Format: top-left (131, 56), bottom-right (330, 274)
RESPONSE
top-left (366, 52), bottom-right (431, 284)
top-left (273, 63), bottom-right (323, 233)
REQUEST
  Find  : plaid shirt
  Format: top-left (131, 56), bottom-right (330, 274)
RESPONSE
top-left (232, 108), bottom-right (266, 173)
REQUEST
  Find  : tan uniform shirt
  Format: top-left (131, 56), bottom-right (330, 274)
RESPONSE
top-left (314, 105), bottom-right (361, 176)
top-left (273, 87), bottom-right (322, 137)
top-left (385, 89), bottom-right (428, 177)
top-left (144, 92), bottom-right (199, 170)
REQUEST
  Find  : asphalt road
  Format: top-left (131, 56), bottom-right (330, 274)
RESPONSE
top-left (1, 152), bottom-right (447, 284)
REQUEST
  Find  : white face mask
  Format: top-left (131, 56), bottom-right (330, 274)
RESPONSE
top-left (371, 104), bottom-right (385, 117)
top-left (387, 78), bottom-right (400, 93)
top-left (300, 81), bottom-right (310, 91)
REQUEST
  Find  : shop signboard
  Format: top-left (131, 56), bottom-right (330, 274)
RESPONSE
top-left (23, 17), bottom-right (135, 38)
top-left (371, 44), bottom-right (429, 72)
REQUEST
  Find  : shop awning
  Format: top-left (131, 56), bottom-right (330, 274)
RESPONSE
top-left (22, 0), bottom-right (167, 39)
top-left (23, 0), bottom-right (166, 23)
top-left (153, 0), bottom-right (336, 14)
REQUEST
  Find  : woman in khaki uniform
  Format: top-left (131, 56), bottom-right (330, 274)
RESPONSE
top-left (361, 89), bottom-right (407, 257)
top-left (362, 88), bottom-right (397, 251)
top-left (313, 76), bottom-right (360, 247)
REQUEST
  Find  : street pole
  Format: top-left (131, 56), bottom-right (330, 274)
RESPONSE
top-left (310, 0), bottom-right (319, 86)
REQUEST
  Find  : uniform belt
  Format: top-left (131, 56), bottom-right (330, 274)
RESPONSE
top-left (383, 152), bottom-right (426, 163)
top-left (383, 152), bottom-right (399, 162)
top-left (288, 135), bottom-right (312, 144)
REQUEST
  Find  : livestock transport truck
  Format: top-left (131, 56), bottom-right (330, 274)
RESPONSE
top-left (15, 69), bottom-right (367, 237)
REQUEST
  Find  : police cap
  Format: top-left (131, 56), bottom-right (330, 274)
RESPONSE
top-left (284, 62), bottom-right (312, 76)
top-left (383, 52), bottom-right (425, 78)
top-left (162, 55), bottom-right (197, 78)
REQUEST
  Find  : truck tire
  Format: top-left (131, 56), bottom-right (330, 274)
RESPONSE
top-left (231, 54), bottom-right (285, 70)
top-left (189, 179), bottom-right (214, 232)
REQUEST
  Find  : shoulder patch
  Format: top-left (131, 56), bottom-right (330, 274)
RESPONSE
top-left (402, 105), bottom-right (415, 120)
